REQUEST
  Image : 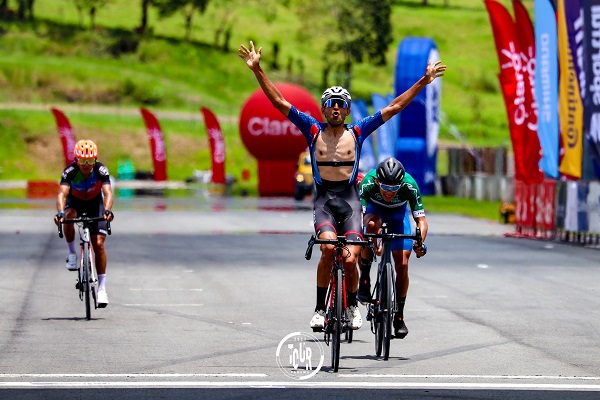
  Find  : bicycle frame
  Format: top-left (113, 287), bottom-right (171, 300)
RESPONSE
top-left (305, 235), bottom-right (370, 372)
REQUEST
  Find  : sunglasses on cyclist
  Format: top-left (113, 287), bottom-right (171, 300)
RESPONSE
top-left (323, 98), bottom-right (349, 109)
top-left (77, 157), bottom-right (96, 166)
top-left (380, 183), bottom-right (401, 192)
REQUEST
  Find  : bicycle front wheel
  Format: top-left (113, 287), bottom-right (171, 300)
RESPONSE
top-left (382, 262), bottom-right (393, 360)
top-left (331, 268), bottom-right (342, 372)
top-left (89, 247), bottom-right (98, 310)
top-left (374, 264), bottom-right (384, 357)
top-left (82, 242), bottom-right (91, 320)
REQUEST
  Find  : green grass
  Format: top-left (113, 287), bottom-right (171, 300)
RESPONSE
top-left (424, 195), bottom-right (503, 221)
top-left (0, 0), bottom-right (531, 218)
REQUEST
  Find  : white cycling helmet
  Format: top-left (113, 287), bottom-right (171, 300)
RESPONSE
top-left (321, 86), bottom-right (352, 107)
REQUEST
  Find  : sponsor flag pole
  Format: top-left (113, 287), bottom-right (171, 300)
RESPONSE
top-left (139, 108), bottom-right (168, 181)
top-left (513, 0), bottom-right (543, 184)
top-left (557, 0), bottom-right (584, 179)
top-left (583, 0), bottom-right (600, 178)
top-left (200, 107), bottom-right (226, 185)
top-left (50, 107), bottom-right (77, 166)
top-left (484, 0), bottom-right (527, 183)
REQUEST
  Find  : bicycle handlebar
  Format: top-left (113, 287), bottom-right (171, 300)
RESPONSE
top-left (363, 226), bottom-right (424, 258)
top-left (58, 215), bottom-right (111, 238)
top-left (305, 235), bottom-right (371, 261)
top-left (363, 227), bottom-right (422, 246)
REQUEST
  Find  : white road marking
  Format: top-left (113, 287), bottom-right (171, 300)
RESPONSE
top-left (410, 309), bottom-right (491, 313)
top-left (477, 264), bottom-right (490, 269)
top-left (0, 381), bottom-right (598, 390)
top-left (0, 374), bottom-right (599, 390)
top-left (122, 304), bottom-right (204, 306)
top-left (340, 374), bottom-right (600, 381)
top-left (129, 288), bottom-right (203, 291)
top-left (0, 374), bottom-right (266, 378)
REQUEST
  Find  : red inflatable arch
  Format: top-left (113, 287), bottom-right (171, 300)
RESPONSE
top-left (239, 83), bottom-right (321, 196)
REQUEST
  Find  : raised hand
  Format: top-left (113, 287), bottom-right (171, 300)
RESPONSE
top-left (425, 60), bottom-right (446, 83)
top-left (238, 41), bottom-right (262, 71)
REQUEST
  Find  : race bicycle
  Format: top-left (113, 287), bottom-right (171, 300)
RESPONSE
top-left (58, 213), bottom-right (111, 320)
top-left (363, 223), bottom-right (422, 360)
top-left (305, 235), bottom-right (371, 372)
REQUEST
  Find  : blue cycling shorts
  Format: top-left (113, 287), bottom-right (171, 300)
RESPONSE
top-left (365, 203), bottom-right (412, 251)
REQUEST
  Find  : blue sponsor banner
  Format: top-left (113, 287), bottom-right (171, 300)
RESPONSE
top-left (577, 181), bottom-right (589, 232)
top-left (394, 37), bottom-right (440, 195)
top-left (371, 93), bottom-right (396, 162)
top-left (565, 0), bottom-right (585, 90)
top-left (351, 99), bottom-right (376, 172)
top-left (583, 0), bottom-right (600, 178)
top-left (535, 0), bottom-right (560, 178)
top-left (386, 94), bottom-right (400, 147)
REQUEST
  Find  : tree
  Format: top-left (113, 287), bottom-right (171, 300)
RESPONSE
top-left (210, 0), bottom-right (237, 49)
top-left (73, 0), bottom-right (111, 29)
top-left (422, 0), bottom-right (450, 5)
top-left (137, 0), bottom-right (156, 34)
top-left (155, 0), bottom-right (209, 41)
top-left (17, 0), bottom-right (34, 20)
top-left (293, 0), bottom-right (393, 90)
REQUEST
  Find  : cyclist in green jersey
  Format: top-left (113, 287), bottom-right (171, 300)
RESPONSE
top-left (357, 157), bottom-right (428, 338)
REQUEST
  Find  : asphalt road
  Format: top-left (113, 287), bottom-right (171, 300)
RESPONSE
top-left (0, 197), bottom-right (599, 399)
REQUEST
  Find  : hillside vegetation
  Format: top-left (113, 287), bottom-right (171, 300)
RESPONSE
top-left (0, 0), bottom-right (533, 193)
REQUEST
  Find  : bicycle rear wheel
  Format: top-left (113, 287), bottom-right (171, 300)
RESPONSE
top-left (382, 262), bottom-right (393, 360)
top-left (331, 268), bottom-right (342, 372)
top-left (82, 242), bottom-right (91, 320)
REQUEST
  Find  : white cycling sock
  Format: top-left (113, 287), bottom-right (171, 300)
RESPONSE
top-left (67, 241), bottom-right (76, 254)
top-left (98, 274), bottom-right (106, 291)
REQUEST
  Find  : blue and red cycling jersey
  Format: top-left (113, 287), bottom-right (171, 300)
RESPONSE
top-left (60, 161), bottom-right (111, 202)
top-left (286, 105), bottom-right (385, 187)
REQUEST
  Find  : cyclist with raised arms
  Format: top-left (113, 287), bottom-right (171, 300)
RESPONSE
top-left (238, 41), bottom-right (445, 331)
top-left (54, 140), bottom-right (114, 308)
top-left (357, 157), bottom-right (428, 338)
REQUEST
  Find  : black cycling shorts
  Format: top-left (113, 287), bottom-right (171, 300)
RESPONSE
top-left (313, 180), bottom-right (363, 241)
top-left (65, 196), bottom-right (108, 236)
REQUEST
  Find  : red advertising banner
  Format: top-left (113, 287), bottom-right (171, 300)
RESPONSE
top-left (535, 179), bottom-right (556, 234)
top-left (50, 107), bottom-right (77, 166)
top-left (514, 178), bottom-right (537, 235)
top-left (200, 107), bottom-right (226, 185)
top-left (484, 0), bottom-right (528, 182)
top-left (139, 108), bottom-right (167, 181)
top-left (512, 0), bottom-right (543, 183)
